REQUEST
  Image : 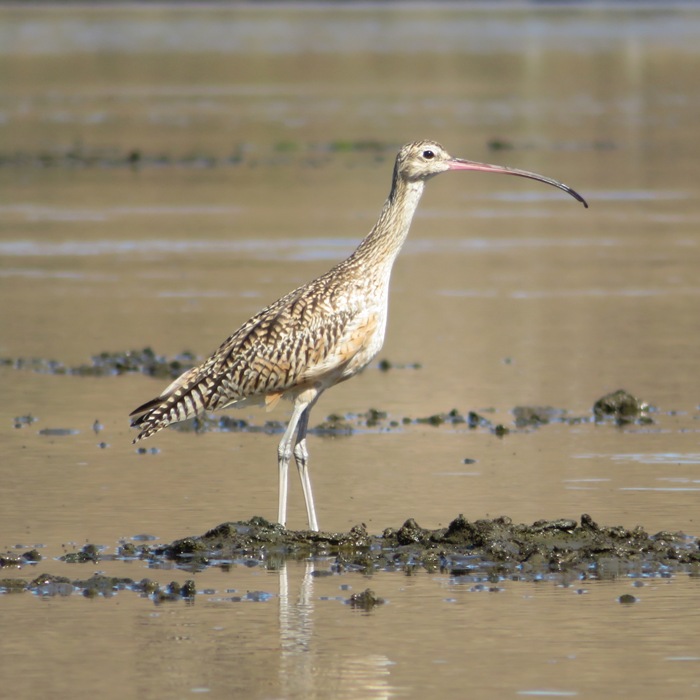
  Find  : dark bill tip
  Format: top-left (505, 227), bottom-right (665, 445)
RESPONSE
top-left (448, 158), bottom-right (588, 208)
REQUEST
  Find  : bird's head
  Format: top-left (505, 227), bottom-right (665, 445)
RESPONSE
top-left (394, 139), bottom-right (588, 207)
top-left (394, 140), bottom-right (456, 182)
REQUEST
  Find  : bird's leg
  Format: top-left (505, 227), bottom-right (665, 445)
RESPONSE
top-left (277, 401), bottom-right (308, 529)
top-left (293, 402), bottom-right (319, 532)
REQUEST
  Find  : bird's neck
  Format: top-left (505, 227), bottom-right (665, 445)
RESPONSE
top-left (349, 176), bottom-right (426, 270)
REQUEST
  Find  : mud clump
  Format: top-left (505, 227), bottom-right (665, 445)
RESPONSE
top-left (513, 406), bottom-right (568, 428)
top-left (0, 550), bottom-right (42, 567)
top-left (3, 348), bottom-right (197, 379)
top-left (152, 580), bottom-right (197, 603)
top-left (347, 588), bottom-right (384, 611)
top-left (140, 513), bottom-right (700, 580)
top-left (159, 517), bottom-right (373, 570)
top-left (618, 593), bottom-right (638, 605)
top-left (312, 413), bottom-right (354, 436)
top-left (60, 543), bottom-right (102, 564)
top-left (85, 348), bottom-right (198, 378)
top-left (593, 389), bottom-right (653, 426)
top-left (9, 572), bottom-right (196, 601)
top-left (3, 514), bottom-right (698, 600)
top-left (28, 574), bottom-right (75, 597)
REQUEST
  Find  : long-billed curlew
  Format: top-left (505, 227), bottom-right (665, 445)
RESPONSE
top-left (130, 140), bottom-right (587, 531)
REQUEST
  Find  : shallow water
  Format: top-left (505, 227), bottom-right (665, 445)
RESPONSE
top-left (2, 4), bottom-right (700, 699)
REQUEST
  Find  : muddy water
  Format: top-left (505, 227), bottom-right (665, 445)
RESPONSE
top-left (2, 4), bottom-right (700, 699)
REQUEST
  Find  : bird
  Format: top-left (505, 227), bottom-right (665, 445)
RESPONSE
top-left (130, 139), bottom-right (587, 532)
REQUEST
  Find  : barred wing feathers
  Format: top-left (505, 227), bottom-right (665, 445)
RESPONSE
top-left (130, 281), bottom-right (369, 443)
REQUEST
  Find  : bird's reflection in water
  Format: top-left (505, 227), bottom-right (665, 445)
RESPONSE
top-left (276, 561), bottom-right (396, 699)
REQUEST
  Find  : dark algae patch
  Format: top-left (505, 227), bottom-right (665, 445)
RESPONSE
top-left (4, 514), bottom-right (697, 601)
top-left (170, 512), bottom-right (699, 580)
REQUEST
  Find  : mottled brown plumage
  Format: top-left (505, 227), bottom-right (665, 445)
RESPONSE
top-left (130, 140), bottom-right (587, 531)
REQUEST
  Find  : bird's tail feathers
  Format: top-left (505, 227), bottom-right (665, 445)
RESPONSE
top-left (130, 368), bottom-right (209, 443)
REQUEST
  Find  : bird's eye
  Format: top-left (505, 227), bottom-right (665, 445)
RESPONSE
top-left (422, 150), bottom-right (435, 159)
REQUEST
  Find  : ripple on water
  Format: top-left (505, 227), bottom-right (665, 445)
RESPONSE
top-left (575, 452), bottom-right (700, 465)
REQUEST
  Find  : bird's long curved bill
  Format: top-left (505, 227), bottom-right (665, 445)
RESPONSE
top-left (448, 158), bottom-right (588, 208)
